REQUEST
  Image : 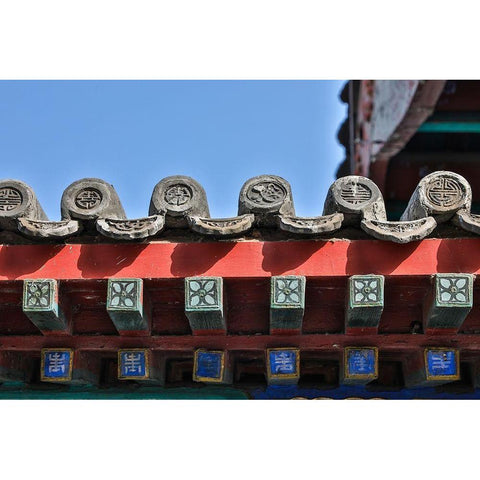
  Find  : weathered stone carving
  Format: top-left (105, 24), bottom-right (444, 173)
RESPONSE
top-left (2, 170), bottom-right (480, 243)
top-left (361, 217), bottom-right (437, 243)
top-left (0, 180), bottom-right (47, 230)
top-left (323, 176), bottom-right (386, 225)
top-left (187, 214), bottom-right (254, 236)
top-left (277, 212), bottom-right (344, 235)
top-left (0, 187), bottom-right (22, 211)
top-left (238, 175), bottom-right (295, 226)
top-left (453, 209), bottom-right (480, 234)
top-left (61, 178), bottom-right (126, 221)
top-left (96, 215), bottom-right (165, 240)
top-left (149, 176), bottom-right (210, 227)
top-left (401, 171), bottom-right (471, 223)
top-left (18, 218), bottom-right (81, 239)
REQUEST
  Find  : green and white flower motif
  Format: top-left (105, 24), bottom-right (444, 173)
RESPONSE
top-left (26, 281), bottom-right (51, 308)
top-left (189, 279), bottom-right (218, 307)
top-left (439, 277), bottom-right (469, 303)
top-left (353, 278), bottom-right (379, 304)
top-left (275, 278), bottom-right (301, 304)
top-left (110, 281), bottom-right (137, 308)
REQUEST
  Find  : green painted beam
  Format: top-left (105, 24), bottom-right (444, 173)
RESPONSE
top-left (418, 122), bottom-right (480, 133)
top-left (0, 385), bottom-right (250, 399)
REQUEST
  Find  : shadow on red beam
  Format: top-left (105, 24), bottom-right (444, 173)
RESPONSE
top-left (2, 334), bottom-right (480, 351)
top-left (1, 238), bottom-right (480, 280)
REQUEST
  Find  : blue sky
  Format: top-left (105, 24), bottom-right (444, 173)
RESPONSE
top-left (0, 81), bottom-right (346, 220)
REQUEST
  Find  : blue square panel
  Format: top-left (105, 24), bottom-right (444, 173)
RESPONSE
top-left (119, 350), bottom-right (147, 379)
top-left (269, 349), bottom-right (298, 376)
top-left (194, 350), bottom-right (224, 382)
top-left (346, 348), bottom-right (377, 377)
top-left (426, 349), bottom-right (458, 378)
top-left (41, 349), bottom-right (73, 381)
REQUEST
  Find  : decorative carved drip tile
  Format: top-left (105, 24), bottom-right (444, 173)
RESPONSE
top-left (266, 348), bottom-right (300, 385)
top-left (193, 349), bottom-right (231, 384)
top-left (423, 273), bottom-right (474, 333)
top-left (22, 279), bottom-right (67, 334)
top-left (185, 277), bottom-right (225, 334)
top-left (41, 348), bottom-right (73, 382)
top-left (187, 214), bottom-right (254, 236)
top-left (360, 217), bottom-right (437, 243)
top-left (96, 215), bottom-right (165, 240)
top-left (341, 347), bottom-right (378, 385)
top-left (17, 218), bottom-right (81, 238)
top-left (106, 279), bottom-right (149, 335)
top-left (276, 212), bottom-right (344, 235)
top-left (346, 275), bottom-right (384, 334)
top-left (3, 170), bottom-right (480, 243)
top-left (270, 276), bottom-right (305, 334)
top-left (453, 209), bottom-right (480, 235)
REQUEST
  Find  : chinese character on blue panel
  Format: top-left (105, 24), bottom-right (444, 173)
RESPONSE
top-left (426, 349), bottom-right (458, 378)
top-left (119, 350), bottom-right (147, 379)
top-left (269, 349), bottom-right (297, 375)
top-left (347, 348), bottom-right (377, 376)
top-left (42, 349), bottom-right (72, 381)
top-left (194, 350), bottom-right (223, 381)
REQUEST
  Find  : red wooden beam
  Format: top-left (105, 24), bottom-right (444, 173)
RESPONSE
top-left (0, 238), bottom-right (480, 280)
top-left (1, 333), bottom-right (480, 352)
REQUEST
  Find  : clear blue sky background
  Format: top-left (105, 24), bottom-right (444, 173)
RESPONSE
top-left (0, 81), bottom-right (346, 220)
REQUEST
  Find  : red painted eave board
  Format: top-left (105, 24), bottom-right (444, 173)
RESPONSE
top-left (0, 238), bottom-right (479, 280)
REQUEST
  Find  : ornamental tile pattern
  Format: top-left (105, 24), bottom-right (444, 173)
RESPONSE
top-left (107, 279), bottom-right (141, 310)
top-left (350, 275), bottom-right (384, 306)
top-left (23, 280), bottom-right (54, 310)
top-left (1, 170), bottom-right (478, 243)
top-left (436, 275), bottom-right (472, 305)
top-left (272, 277), bottom-right (304, 306)
top-left (185, 277), bottom-right (222, 310)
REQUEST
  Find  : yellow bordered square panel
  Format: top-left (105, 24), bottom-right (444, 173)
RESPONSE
top-left (193, 349), bottom-right (226, 383)
top-left (41, 348), bottom-right (74, 382)
top-left (344, 347), bottom-right (378, 380)
top-left (266, 348), bottom-right (300, 381)
top-left (424, 347), bottom-right (460, 381)
top-left (118, 349), bottom-right (150, 380)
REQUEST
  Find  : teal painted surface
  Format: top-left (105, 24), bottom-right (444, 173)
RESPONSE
top-left (418, 122), bottom-right (480, 133)
top-left (0, 385), bottom-right (249, 400)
